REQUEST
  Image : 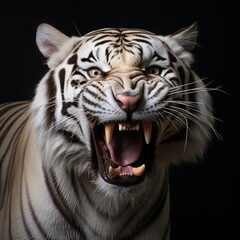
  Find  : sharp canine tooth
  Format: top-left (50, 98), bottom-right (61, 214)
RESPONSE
top-left (105, 123), bottom-right (115, 144)
top-left (132, 164), bottom-right (145, 176)
top-left (109, 166), bottom-right (120, 178)
top-left (142, 121), bottom-right (152, 144)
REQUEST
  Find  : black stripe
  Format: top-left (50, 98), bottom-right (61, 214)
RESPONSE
top-left (131, 38), bottom-right (152, 46)
top-left (0, 101), bottom-right (29, 120)
top-left (168, 50), bottom-right (177, 63)
top-left (153, 52), bottom-right (167, 61)
top-left (82, 94), bottom-right (106, 111)
top-left (1, 120), bottom-right (27, 207)
top-left (177, 66), bottom-right (185, 84)
top-left (95, 39), bottom-right (113, 46)
top-left (67, 54), bottom-right (78, 72)
top-left (148, 84), bottom-right (167, 101)
top-left (43, 166), bottom-right (86, 238)
top-left (8, 123), bottom-right (28, 239)
top-left (0, 104), bottom-right (29, 144)
top-left (59, 68), bottom-right (66, 100)
top-left (73, 43), bottom-right (81, 54)
top-left (0, 109), bottom-right (29, 209)
top-left (85, 87), bottom-right (107, 103)
top-left (70, 171), bottom-right (108, 237)
top-left (91, 34), bottom-right (113, 42)
top-left (163, 69), bottom-right (174, 76)
top-left (26, 178), bottom-right (50, 239)
top-left (67, 53), bottom-right (78, 65)
top-left (81, 51), bottom-right (97, 63)
top-left (19, 132), bottom-right (35, 239)
top-left (57, 129), bottom-right (82, 144)
top-left (46, 71), bottom-right (56, 127)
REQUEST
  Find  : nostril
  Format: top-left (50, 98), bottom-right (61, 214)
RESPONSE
top-left (116, 94), bottom-right (141, 112)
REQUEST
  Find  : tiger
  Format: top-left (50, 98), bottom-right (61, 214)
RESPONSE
top-left (0, 22), bottom-right (215, 239)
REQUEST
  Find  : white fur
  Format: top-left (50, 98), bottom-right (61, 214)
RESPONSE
top-left (0, 23), bottom-right (214, 240)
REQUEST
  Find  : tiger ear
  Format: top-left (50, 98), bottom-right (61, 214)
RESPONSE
top-left (170, 22), bottom-right (198, 51)
top-left (36, 23), bottom-right (69, 58)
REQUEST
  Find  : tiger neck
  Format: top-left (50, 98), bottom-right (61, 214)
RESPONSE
top-left (42, 163), bottom-right (169, 214)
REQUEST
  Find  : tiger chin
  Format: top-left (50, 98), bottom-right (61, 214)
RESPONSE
top-left (0, 22), bottom-right (215, 239)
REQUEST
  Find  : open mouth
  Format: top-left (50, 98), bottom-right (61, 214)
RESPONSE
top-left (91, 121), bottom-right (155, 186)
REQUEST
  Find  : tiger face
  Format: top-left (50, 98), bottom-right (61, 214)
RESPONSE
top-left (33, 23), bottom-right (213, 187)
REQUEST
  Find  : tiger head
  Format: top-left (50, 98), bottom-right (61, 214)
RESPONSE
top-left (32, 23), bottom-right (214, 187)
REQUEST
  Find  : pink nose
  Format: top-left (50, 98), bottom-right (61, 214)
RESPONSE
top-left (116, 94), bottom-right (141, 112)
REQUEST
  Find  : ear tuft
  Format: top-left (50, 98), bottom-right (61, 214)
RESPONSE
top-left (36, 23), bottom-right (69, 58)
top-left (170, 22), bottom-right (198, 51)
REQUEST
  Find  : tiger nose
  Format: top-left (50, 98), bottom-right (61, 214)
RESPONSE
top-left (116, 94), bottom-right (141, 112)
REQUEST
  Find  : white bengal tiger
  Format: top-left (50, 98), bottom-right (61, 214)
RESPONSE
top-left (0, 22), bottom-right (215, 239)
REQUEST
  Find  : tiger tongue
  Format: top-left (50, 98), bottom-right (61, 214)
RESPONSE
top-left (107, 131), bottom-right (142, 166)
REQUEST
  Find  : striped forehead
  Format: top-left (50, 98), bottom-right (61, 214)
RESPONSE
top-left (74, 28), bottom-right (169, 68)
top-left (84, 28), bottom-right (157, 40)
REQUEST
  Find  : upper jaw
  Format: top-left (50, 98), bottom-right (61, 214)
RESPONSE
top-left (91, 120), bottom-right (155, 186)
top-left (105, 122), bottom-right (152, 145)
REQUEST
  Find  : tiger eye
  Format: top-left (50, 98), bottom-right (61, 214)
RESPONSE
top-left (88, 68), bottom-right (102, 78)
top-left (146, 66), bottom-right (162, 75)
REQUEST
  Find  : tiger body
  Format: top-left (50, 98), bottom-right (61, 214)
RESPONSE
top-left (0, 23), bottom-right (214, 239)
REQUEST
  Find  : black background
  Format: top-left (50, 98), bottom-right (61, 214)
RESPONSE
top-left (1, 1), bottom-right (239, 240)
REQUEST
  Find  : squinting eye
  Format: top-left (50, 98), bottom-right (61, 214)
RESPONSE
top-left (87, 68), bottom-right (102, 78)
top-left (146, 66), bottom-right (162, 75)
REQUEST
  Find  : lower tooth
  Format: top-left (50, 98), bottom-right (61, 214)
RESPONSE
top-left (119, 173), bottom-right (133, 177)
top-left (132, 164), bottom-right (145, 176)
top-left (109, 166), bottom-right (120, 178)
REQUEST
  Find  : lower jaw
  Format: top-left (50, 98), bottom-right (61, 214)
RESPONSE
top-left (100, 165), bottom-right (146, 186)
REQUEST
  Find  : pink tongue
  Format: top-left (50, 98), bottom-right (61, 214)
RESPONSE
top-left (107, 131), bottom-right (142, 166)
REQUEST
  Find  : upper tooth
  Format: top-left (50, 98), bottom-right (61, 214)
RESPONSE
top-left (105, 123), bottom-right (115, 144)
top-left (118, 123), bottom-right (140, 131)
top-left (105, 122), bottom-right (152, 144)
top-left (142, 121), bottom-right (152, 144)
